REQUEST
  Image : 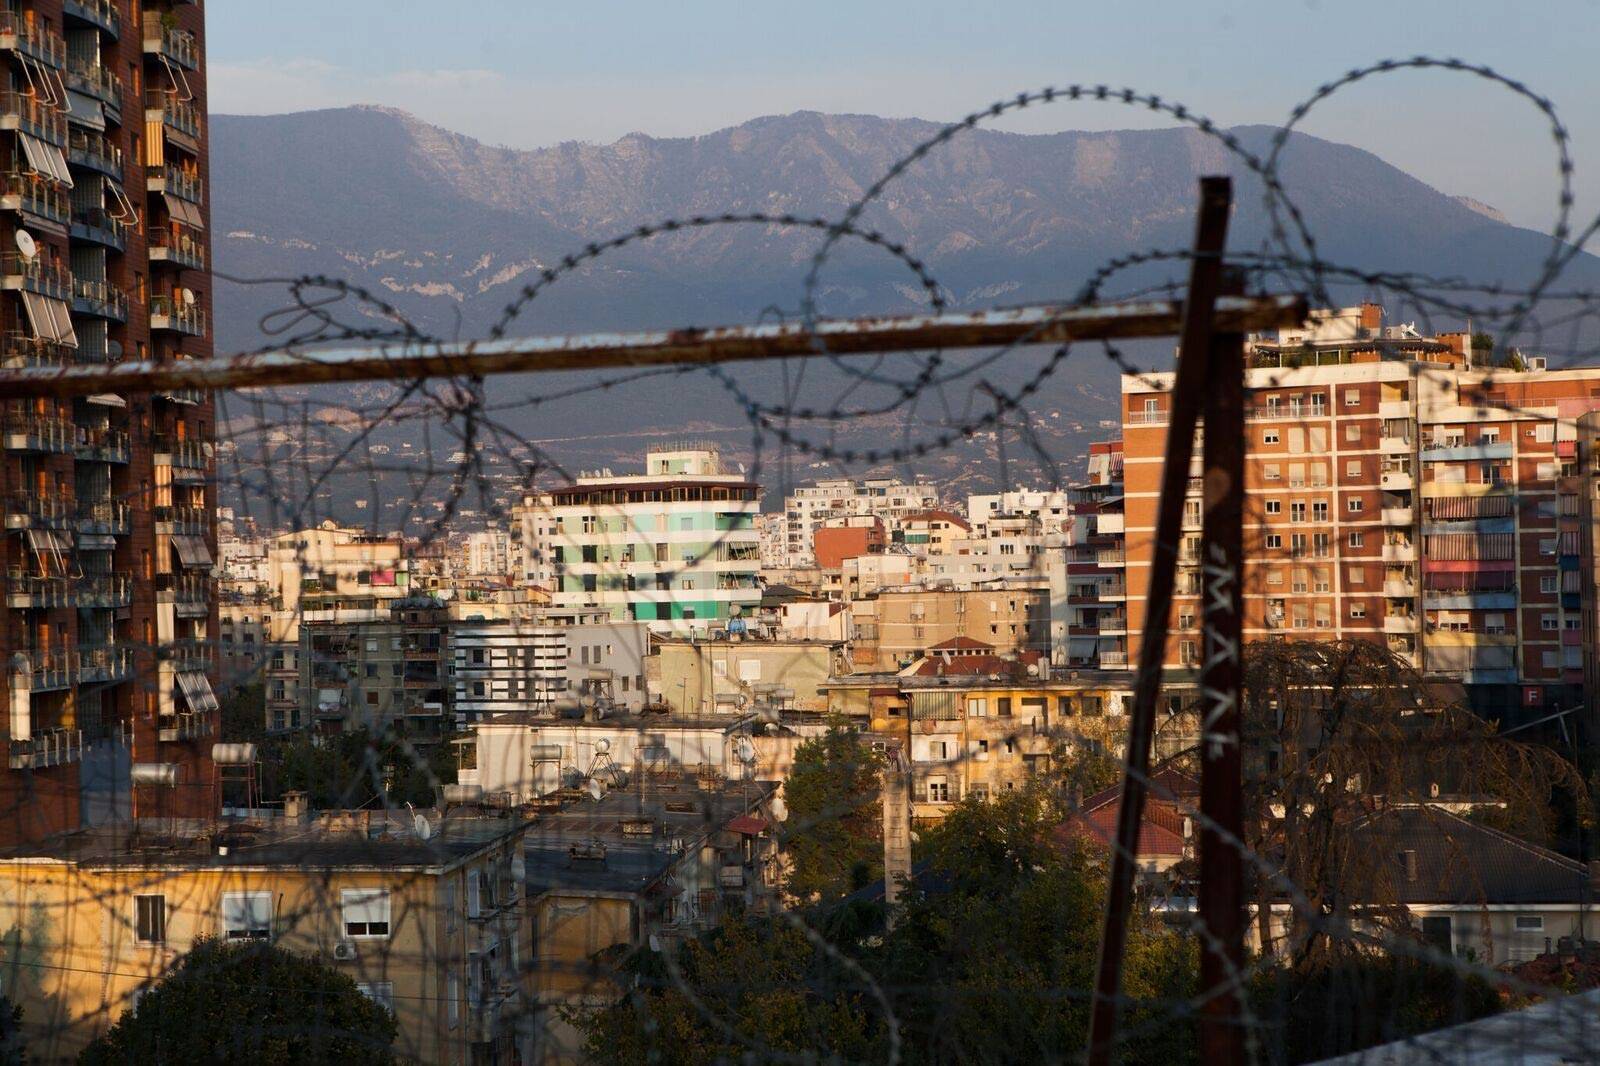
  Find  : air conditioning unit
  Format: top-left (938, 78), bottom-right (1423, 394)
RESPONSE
top-left (332, 940), bottom-right (358, 962)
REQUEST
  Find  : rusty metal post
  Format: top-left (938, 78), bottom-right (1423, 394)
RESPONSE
top-left (1199, 273), bottom-right (1247, 1062)
top-left (1087, 176), bottom-right (1233, 1066)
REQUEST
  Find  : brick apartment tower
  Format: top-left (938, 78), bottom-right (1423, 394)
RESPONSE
top-left (1, 0), bottom-right (215, 845)
top-left (1115, 304), bottom-right (1600, 726)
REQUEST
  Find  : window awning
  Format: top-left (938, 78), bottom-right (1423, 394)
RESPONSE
top-left (171, 534), bottom-right (213, 569)
top-left (64, 90), bottom-right (104, 132)
top-left (176, 670), bottom-right (219, 715)
top-left (77, 533), bottom-right (117, 551)
top-left (19, 292), bottom-right (78, 347)
top-left (17, 132), bottom-right (72, 187)
top-left (24, 528), bottom-right (71, 573)
top-left (162, 192), bottom-right (204, 230)
top-left (85, 393), bottom-right (125, 407)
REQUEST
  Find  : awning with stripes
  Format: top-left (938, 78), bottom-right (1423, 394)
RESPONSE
top-left (162, 192), bottom-right (203, 229)
top-left (170, 534), bottom-right (213, 569)
top-left (20, 291), bottom-right (78, 347)
top-left (18, 131), bottom-right (72, 187)
top-left (176, 670), bottom-right (219, 715)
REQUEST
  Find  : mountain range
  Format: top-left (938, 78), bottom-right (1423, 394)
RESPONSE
top-left (208, 107), bottom-right (1600, 520)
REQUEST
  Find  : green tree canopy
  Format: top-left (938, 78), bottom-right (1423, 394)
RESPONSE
top-left (79, 938), bottom-right (396, 1066)
top-left (779, 718), bottom-right (886, 902)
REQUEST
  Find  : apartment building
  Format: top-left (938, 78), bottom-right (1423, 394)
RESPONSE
top-left (463, 527), bottom-right (510, 578)
top-left (1117, 303), bottom-right (1599, 721)
top-left (451, 613), bottom-right (650, 722)
top-left (849, 586), bottom-right (1048, 672)
top-left (265, 521), bottom-right (410, 640)
top-left (778, 475), bottom-right (939, 567)
top-left (1, 0), bottom-right (216, 845)
top-left (0, 800), bottom-right (533, 1065)
top-left (523, 446), bottom-right (762, 635)
top-left (1054, 441), bottom-right (1127, 670)
top-left (966, 488), bottom-right (1072, 539)
top-left (300, 595), bottom-right (453, 738)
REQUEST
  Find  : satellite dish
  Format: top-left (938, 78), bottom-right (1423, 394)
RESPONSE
top-left (733, 737), bottom-right (756, 765)
top-left (770, 796), bottom-right (788, 823)
top-left (413, 813), bottom-right (433, 841)
top-left (14, 229), bottom-right (36, 260)
top-left (180, 288), bottom-right (196, 307)
top-left (648, 933), bottom-right (661, 953)
top-left (585, 777), bottom-right (604, 802)
top-left (595, 738), bottom-right (611, 754)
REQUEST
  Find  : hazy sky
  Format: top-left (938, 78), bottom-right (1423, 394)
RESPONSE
top-left (209, 0), bottom-right (1600, 233)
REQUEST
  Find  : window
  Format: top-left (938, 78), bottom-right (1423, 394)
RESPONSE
top-left (928, 778), bottom-right (951, 803)
top-left (1344, 389), bottom-right (1360, 407)
top-left (1265, 534), bottom-right (1282, 550)
top-left (1348, 567), bottom-right (1364, 585)
top-left (1515, 915), bottom-right (1545, 932)
top-left (1290, 502), bottom-right (1306, 523)
top-left (975, 739), bottom-right (990, 761)
top-left (342, 889), bottom-right (391, 938)
top-left (1263, 430), bottom-right (1280, 445)
top-left (447, 975), bottom-right (460, 1028)
top-left (1347, 497), bottom-right (1364, 513)
top-left (1348, 531), bottom-right (1364, 548)
top-left (1345, 423), bottom-right (1360, 443)
top-left (135, 895), bottom-right (165, 944)
top-left (355, 982), bottom-right (394, 1014)
top-left (222, 892), bottom-right (272, 941)
top-left (1312, 501), bottom-right (1329, 522)
top-left (997, 697), bottom-right (1012, 717)
top-left (1265, 500), bottom-right (1281, 515)
top-left (466, 870), bottom-right (481, 918)
top-left (1349, 603), bottom-right (1366, 619)
top-left (443, 881), bottom-right (456, 933)
top-left (1179, 640), bottom-right (1198, 665)
top-left (1263, 464), bottom-right (1281, 481)
top-left (1346, 460), bottom-right (1361, 478)
top-left (1540, 575), bottom-right (1558, 594)
top-left (1541, 615), bottom-right (1559, 632)
top-left (1290, 533), bottom-right (1307, 557)
top-left (1534, 424), bottom-right (1555, 444)
top-left (967, 697), bottom-right (987, 718)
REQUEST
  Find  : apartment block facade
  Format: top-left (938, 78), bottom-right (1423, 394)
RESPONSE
top-left (2, 0), bottom-right (215, 844)
top-left (1115, 305), bottom-right (1597, 721)
top-left (524, 446), bottom-right (762, 635)
top-left (778, 475), bottom-right (939, 567)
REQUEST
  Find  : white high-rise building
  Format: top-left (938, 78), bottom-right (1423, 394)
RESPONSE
top-left (966, 489), bottom-right (1073, 540)
top-left (780, 477), bottom-right (940, 566)
top-left (520, 446), bottom-right (762, 634)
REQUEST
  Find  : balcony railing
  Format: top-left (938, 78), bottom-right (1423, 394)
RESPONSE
top-left (64, 1), bottom-right (122, 42)
top-left (9, 728), bottom-right (83, 770)
top-left (1099, 651), bottom-right (1130, 668)
top-left (78, 643), bottom-right (135, 684)
top-left (74, 425), bottom-right (130, 463)
top-left (0, 12), bottom-right (67, 70)
top-left (143, 15), bottom-right (198, 69)
top-left (6, 572), bottom-right (74, 608)
top-left (158, 711), bottom-right (213, 744)
top-left (15, 648), bottom-right (75, 690)
top-left (149, 294), bottom-right (206, 336)
top-left (156, 572), bottom-right (209, 605)
top-left (148, 225), bottom-right (206, 270)
top-left (1097, 615), bottom-right (1129, 632)
top-left (4, 493), bottom-right (71, 529)
top-left (0, 171), bottom-right (69, 224)
top-left (154, 503), bottom-right (207, 533)
top-left (76, 500), bottom-right (132, 534)
top-left (3, 417), bottom-right (75, 453)
top-left (0, 332), bottom-right (72, 369)
top-left (146, 91), bottom-right (201, 144)
top-left (153, 435), bottom-right (207, 469)
top-left (162, 639), bottom-right (212, 673)
top-left (78, 573), bottom-right (133, 608)
top-left (66, 128), bottom-right (123, 178)
top-left (1, 253), bottom-right (72, 300)
top-left (146, 164), bottom-right (203, 204)
top-left (70, 207), bottom-right (127, 251)
top-left (0, 91), bottom-right (66, 145)
top-left (71, 277), bottom-right (129, 321)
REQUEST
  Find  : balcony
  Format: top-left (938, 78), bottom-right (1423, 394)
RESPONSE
top-left (6, 572), bottom-right (74, 608)
top-left (153, 436), bottom-right (208, 481)
top-left (3, 417), bottom-right (74, 454)
top-left (64, 129), bottom-right (123, 182)
top-left (0, 332), bottom-right (72, 369)
top-left (5, 493), bottom-right (70, 530)
top-left (14, 649), bottom-right (76, 691)
top-left (158, 711), bottom-right (213, 744)
top-left (1381, 578), bottom-right (1416, 598)
top-left (1097, 549), bottom-right (1125, 568)
top-left (74, 425), bottom-right (130, 464)
top-left (1098, 651), bottom-right (1130, 669)
top-left (1382, 615), bottom-right (1419, 634)
top-left (0, 12), bottom-right (66, 71)
top-left (1381, 506), bottom-right (1413, 526)
top-left (1424, 590), bottom-right (1517, 611)
top-left (1420, 441), bottom-right (1513, 462)
top-left (0, 91), bottom-right (66, 146)
top-left (142, 15), bottom-right (198, 70)
top-left (0, 253), bottom-right (72, 300)
top-left (1379, 435), bottom-right (1412, 453)
top-left (162, 639), bottom-right (212, 674)
top-left (1126, 409), bottom-right (1168, 426)
top-left (145, 165), bottom-right (203, 205)
top-left (0, 171), bottom-right (69, 226)
top-left (1098, 614), bottom-right (1129, 634)
top-left (148, 225), bottom-right (206, 271)
top-left (145, 91), bottom-right (201, 152)
top-left (149, 294), bottom-right (205, 336)
top-left (156, 572), bottom-right (210, 615)
top-left (78, 573), bottom-right (132, 608)
top-left (154, 504), bottom-right (208, 535)
top-left (70, 208), bottom-right (127, 252)
top-left (72, 278), bottom-right (128, 322)
top-left (76, 500), bottom-right (131, 535)
top-left (64, 0), bottom-right (121, 41)
top-left (1381, 541), bottom-right (1416, 563)
top-left (9, 728), bottom-right (83, 770)
top-left (1380, 470), bottom-right (1413, 491)
top-left (64, 63), bottom-right (123, 128)
top-left (78, 644), bottom-right (135, 684)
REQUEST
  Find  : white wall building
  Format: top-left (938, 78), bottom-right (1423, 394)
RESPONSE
top-left (464, 528), bottom-right (511, 578)
top-left (521, 446), bottom-right (762, 635)
top-left (780, 476), bottom-right (940, 567)
top-left (451, 615), bottom-right (651, 722)
top-left (966, 489), bottom-right (1072, 540)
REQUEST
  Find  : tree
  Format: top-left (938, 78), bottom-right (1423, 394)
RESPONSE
top-left (219, 683), bottom-right (266, 745)
top-left (1240, 640), bottom-right (1588, 967)
top-left (79, 938), bottom-right (396, 1065)
top-left (779, 718), bottom-right (886, 902)
top-left (0, 993), bottom-right (23, 1066)
top-left (578, 784), bottom-right (1200, 1065)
